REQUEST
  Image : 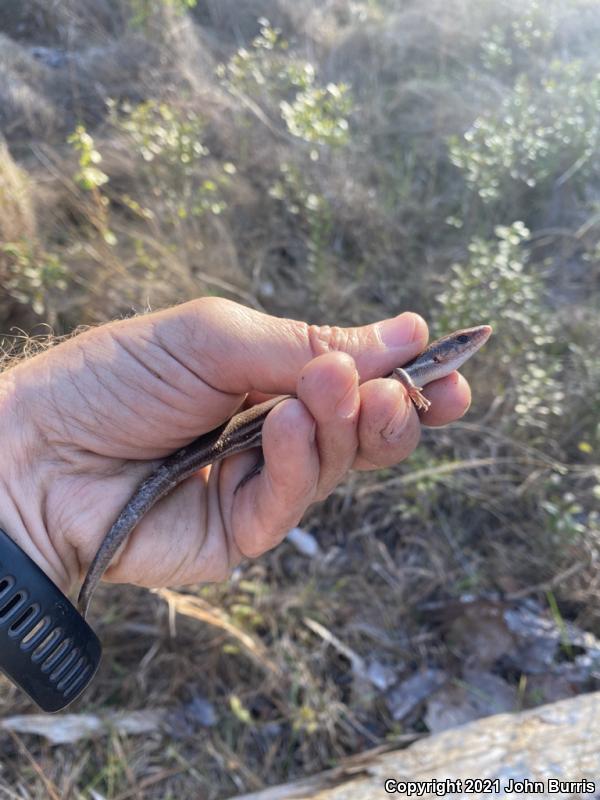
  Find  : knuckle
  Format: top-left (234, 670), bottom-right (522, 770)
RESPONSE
top-left (305, 323), bottom-right (356, 359)
top-left (189, 295), bottom-right (228, 314)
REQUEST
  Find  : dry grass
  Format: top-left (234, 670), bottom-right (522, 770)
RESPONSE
top-left (0, 139), bottom-right (36, 243)
top-left (0, 137), bottom-right (37, 326)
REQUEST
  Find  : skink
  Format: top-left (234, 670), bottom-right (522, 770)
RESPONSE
top-left (77, 324), bottom-right (492, 617)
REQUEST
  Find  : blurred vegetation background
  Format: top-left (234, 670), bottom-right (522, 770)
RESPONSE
top-left (0, 0), bottom-right (599, 797)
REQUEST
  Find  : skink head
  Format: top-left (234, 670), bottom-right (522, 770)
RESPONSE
top-left (420, 324), bottom-right (492, 372)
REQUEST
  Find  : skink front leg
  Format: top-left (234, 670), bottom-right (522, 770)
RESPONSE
top-left (234, 450), bottom-right (265, 493)
top-left (392, 367), bottom-right (432, 413)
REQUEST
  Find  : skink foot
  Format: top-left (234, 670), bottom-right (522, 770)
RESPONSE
top-left (407, 386), bottom-right (431, 412)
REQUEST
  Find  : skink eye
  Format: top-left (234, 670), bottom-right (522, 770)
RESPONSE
top-left (457, 334), bottom-right (469, 343)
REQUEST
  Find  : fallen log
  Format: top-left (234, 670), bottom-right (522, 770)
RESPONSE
top-left (234, 692), bottom-right (600, 800)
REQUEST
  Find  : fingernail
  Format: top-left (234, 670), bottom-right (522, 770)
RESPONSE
top-left (335, 382), bottom-right (359, 419)
top-left (378, 313), bottom-right (426, 348)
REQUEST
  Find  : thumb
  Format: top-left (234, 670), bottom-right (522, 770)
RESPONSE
top-left (157, 297), bottom-right (429, 396)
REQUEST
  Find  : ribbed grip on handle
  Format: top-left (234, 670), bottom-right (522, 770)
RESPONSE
top-left (0, 528), bottom-right (101, 712)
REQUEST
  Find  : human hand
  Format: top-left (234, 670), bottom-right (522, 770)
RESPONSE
top-left (0, 298), bottom-right (472, 598)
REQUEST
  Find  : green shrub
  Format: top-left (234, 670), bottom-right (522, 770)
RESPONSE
top-left (269, 162), bottom-right (334, 281)
top-left (130, 0), bottom-right (197, 28)
top-left (449, 61), bottom-right (600, 203)
top-left (437, 222), bottom-right (565, 431)
top-left (480, 0), bottom-right (557, 73)
top-left (2, 241), bottom-right (68, 316)
top-left (280, 83), bottom-right (351, 147)
top-left (113, 100), bottom-right (207, 172)
top-left (217, 19), bottom-right (299, 96)
top-left (110, 99), bottom-right (230, 222)
top-left (67, 124), bottom-right (116, 245)
top-left (218, 19), bottom-right (352, 152)
top-left (68, 124), bottom-right (109, 191)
